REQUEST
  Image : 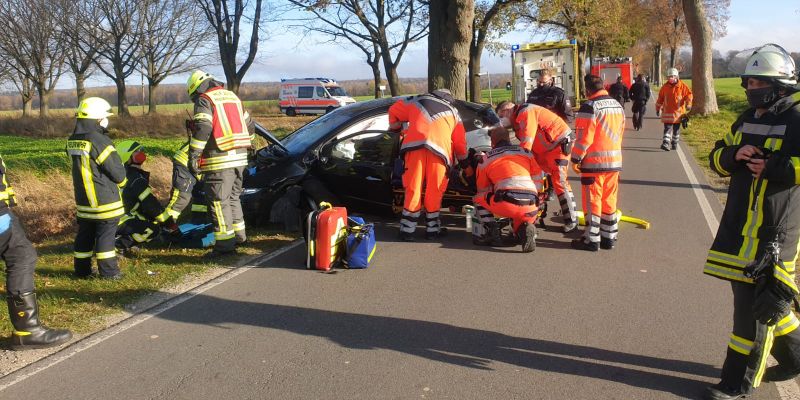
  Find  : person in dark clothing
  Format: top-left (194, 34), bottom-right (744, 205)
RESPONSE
top-left (67, 97), bottom-right (127, 279)
top-left (629, 74), bottom-right (651, 131)
top-left (0, 156), bottom-right (72, 350)
top-left (527, 69), bottom-right (575, 124)
top-left (609, 76), bottom-right (629, 107)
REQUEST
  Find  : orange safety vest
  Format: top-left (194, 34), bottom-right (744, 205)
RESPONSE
top-left (201, 88), bottom-right (251, 151)
top-left (656, 80), bottom-right (693, 124)
top-left (513, 104), bottom-right (572, 155)
top-left (572, 90), bottom-right (625, 172)
top-left (388, 95), bottom-right (467, 165)
top-left (475, 144), bottom-right (544, 199)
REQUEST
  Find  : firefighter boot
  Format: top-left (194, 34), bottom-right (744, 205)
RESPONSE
top-left (660, 141), bottom-right (671, 151)
top-left (571, 238), bottom-right (599, 252)
top-left (671, 140), bottom-right (678, 151)
top-left (600, 237), bottom-right (616, 250)
top-left (7, 292), bottom-right (72, 350)
top-left (763, 364), bottom-right (800, 382)
top-left (702, 383), bottom-right (746, 400)
top-left (517, 222), bottom-right (536, 253)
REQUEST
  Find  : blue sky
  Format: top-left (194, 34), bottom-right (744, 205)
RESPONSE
top-left (80, 0), bottom-right (800, 88)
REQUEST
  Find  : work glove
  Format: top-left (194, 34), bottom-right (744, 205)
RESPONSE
top-left (188, 157), bottom-right (200, 176)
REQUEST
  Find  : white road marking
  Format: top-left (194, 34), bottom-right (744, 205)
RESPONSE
top-left (676, 143), bottom-right (800, 399)
top-left (0, 240), bottom-right (303, 392)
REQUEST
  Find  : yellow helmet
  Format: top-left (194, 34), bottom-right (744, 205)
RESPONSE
top-left (75, 97), bottom-right (113, 120)
top-left (116, 140), bottom-right (144, 165)
top-left (187, 70), bottom-right (214, 96)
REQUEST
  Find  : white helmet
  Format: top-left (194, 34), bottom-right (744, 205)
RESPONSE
top-left (739, 44), bottom-right (797, 90)
top-left (666, 68), bottom-right (679, 78)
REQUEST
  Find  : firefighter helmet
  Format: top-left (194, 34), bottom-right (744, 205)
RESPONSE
top-left (117, 140), bottom-right (145, 165)
top-left (739, 44), bottom-right (798, 90)
top-left (666, 68), bottom-right (679, 77)
top-left (187, 70), bottom-right (214, 96)
top-left (75, 97), bottom-right (113, 120)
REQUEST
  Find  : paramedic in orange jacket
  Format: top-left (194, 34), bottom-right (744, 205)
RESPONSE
top-left (388, 89), bottom-right (468, 241)
top-left (473, 127), bottom-right (543, 252)
top-left (571, 75), bottom-right (626, 252)
top-left (656, 67), bottom-right (693, 151)
top-left (495, 100), bottom-right (578, 233)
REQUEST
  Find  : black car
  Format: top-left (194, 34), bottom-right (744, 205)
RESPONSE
top-left (242, 97), bottom-right (495, 229)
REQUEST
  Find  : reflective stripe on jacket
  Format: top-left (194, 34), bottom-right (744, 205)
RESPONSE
top-left (705, 97), bottom-right (800, 284)
top-left (67, 121), bottom-right (127, 220)
top-left (200, 88), bottom-right (251, 151)
top-left (571, 90), bottom-right (625, 173)
top-left (120, 166), bottom-right (165, 224)
top-left (474, 144), bottom-right (544, 200)
top-left (389, 95), bottom-right (467, 166)
top-left (513, 104), bottom-right (573, 155)
top-left (656, 80), bottom-right (693, 124)
top-left (0, 156), bottom-right (16, 216)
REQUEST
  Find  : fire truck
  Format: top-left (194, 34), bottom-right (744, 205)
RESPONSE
top-left (511, 40), bottom-right (581, 108)
top-left (590, 57), bottom-right (635, 89)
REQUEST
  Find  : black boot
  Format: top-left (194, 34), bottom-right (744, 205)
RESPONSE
top-left (600, 237), bottom-right (616, 250)
top-left (660, 142), bottom-right (671, 151)
top-left (7, 292), bottom-right (72, 350)
top-left (763, 364), bottom-right (800, 382)
top-left (517, 222), bottom-right (536, 253)
top-left (571, 238), bottom-right (599, 252)
top-left (702, 383), bottom-right (746, 400)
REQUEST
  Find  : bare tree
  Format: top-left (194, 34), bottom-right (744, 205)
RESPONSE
top-left (196, 0), bottom-right (265, 94)
top-left (60, 0), bottom-right (100, 104)
top-left (428, 0), bottom-right (475, 99)
top-left (682, 0), bottom-right (718, 114)
top-left (139, 0), bottom-right (213, 113)
top-left (289, 0), bottom-right (428, 96)
top-left (469, 0), bottom-right (525, 102)
top-left (0, 0), bottom-right (68, 117)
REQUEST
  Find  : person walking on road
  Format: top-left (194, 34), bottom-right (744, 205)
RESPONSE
top-left (656, 68), bottom-right (693, 151)
top-left (629, 74), bottom-right (651, 131)
top-left (570, 75), bottom-right (626, 252)
top-left (0, 155), bottom-right (72, 350)
top-left (495, 100), bottom-right (578, 233)
top-left (186, 70), bottom-right (253, 258)
top-left (67, 97), bottom-right (127, 279)
top-left (609, 76), bottom-right (629, 107)
top-left (388, 89), bottom-right (468, 241)
top-left (527, 68), bottom-right (575, 124)
top-left (703, 44), bottom-right (800, 400)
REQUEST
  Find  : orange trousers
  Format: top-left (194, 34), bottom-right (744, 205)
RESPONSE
top-left (473, 196), bottom-right (538, 232)
top-left (580, 172), bottom-right (619, 243)
top-left (400, 148), bottom-right (448, 233)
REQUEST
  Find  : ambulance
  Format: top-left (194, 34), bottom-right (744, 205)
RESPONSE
top-left (590, 57), bottom-right (635, 89)
top-left (279, 78), bottom-right (357, 116)
top-left (511, 40), bottom-right (581, 107)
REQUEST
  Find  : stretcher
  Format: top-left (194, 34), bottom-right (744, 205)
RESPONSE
top-left (575, 210), bottom-right (651, 229)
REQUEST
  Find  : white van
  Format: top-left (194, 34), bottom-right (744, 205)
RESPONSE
top-left (279, 78), bottom-right (357, 116)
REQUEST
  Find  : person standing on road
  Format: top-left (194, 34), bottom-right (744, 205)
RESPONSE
top-left (609, 76), bottom-right (629, 107)
top-left (527, 68), bottom-right (575, 124)
top-left (0, 155), bottom-right (72, 350)
top-left (656, 67), bottom-right (693, 151)
top-left (389, 89), bottom-right (468, 241)
top-left (472, 127), bottom-right (543, 252)
top-left (186, 70), bottom-right (252, 258)
top-left (629, 74), bottom-right (651, 131)
top-left (570, 75), bottom-right (625, 252)
top-left (495, 100), bottom-right (578, 233)
top-left (702, 44), bottom-right (800, 400)
top-left (67, 97), bottom-right (127, 279)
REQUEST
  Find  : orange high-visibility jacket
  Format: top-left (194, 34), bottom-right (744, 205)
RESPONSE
top-left (656, 80), bottom-right (693, 124)
top-left (512, 103), bottom-right (573, 155)
top-left (475, 144), bottom-right (544, 200)
top-left (571, 90), bottom-right (625, 173)
top-left (388, 95), bottom-right (468, 165)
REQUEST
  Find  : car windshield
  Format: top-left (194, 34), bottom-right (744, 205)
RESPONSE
top-left (280, 110), bottom-right (356, 155)
top-left (327, 86), bottom-right (348, 97)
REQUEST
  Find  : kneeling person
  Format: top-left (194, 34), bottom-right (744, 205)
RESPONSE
top-left (472, 127), bottom-right (543, 252)
top-left (115, 140), bottom-right (173, 254)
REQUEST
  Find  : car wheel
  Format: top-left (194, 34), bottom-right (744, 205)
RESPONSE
top-left (325, 106), bottom-right (335, 114)
top-left (286, 107), bottom-right (296, 117)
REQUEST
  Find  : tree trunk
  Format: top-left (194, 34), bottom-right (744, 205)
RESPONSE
top-left (75, 73), bottom-right (87, 103)
top-left (37, 86), bottom-right (50, 118)
top-left (468, 51), bottom-right (481, 102)
top-left (682, 0), bottom-right (718, 115)
top-left (148, 83), bottom-right (159, 114)
top-left (21, 96), bottom-right (32, 117)
top-left (654, 43), bottom-right (663, 86)
top-left (115, 79), bottom-right (130, 117)
top-left (369, 59), bottom-right (382, 98)
top-left (428, 0), bottom-right (475, 100)
top-left (384, 60), bottom-right (401, 96)
top-left (669, 46), bottom-right (677, 68)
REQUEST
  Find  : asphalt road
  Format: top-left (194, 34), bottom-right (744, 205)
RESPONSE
top-left (0, 105), bottom-right (785, 399)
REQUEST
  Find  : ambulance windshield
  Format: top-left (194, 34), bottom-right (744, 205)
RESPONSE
top-left (327, 86), bottom-right (348, 97)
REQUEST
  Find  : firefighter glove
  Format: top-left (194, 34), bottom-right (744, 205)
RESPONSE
top-left (188, 157), bottom-right (200, 176)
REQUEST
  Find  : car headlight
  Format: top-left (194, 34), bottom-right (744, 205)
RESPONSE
top-left (242, 187), bottom-right (264, 196)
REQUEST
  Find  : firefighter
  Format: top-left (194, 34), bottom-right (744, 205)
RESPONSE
top-left (527, 68), bottom-right (575, 124)
top-left (186, 70), bottom-right (252, 257)
top-left (388, 89), bottom-right (468, 241)
top-left (702, 44), bottom-right (800, 400)
top-left (495, 100), bottom-right (578, 233)
top-left (67, 97), bottom-right (126, 279)
top-left (629, 74), bottom-right (651, 131)
top-left (656, 67), bottom-right (693, 151)
top-left (115, 140), bottom-right (177, 255)
top-left (472, 126), bottom-right (542, 252)
top-left (155, 133), bottom-right (206, 226)
top-left (0, 156), bottom-right (72, 350)
top-left (570, 75), bottom-right (626, 252)
top-left (609, 76), bottom-right (629, 107)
